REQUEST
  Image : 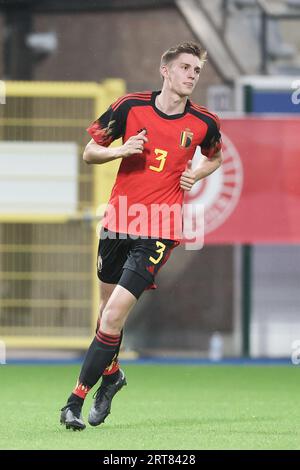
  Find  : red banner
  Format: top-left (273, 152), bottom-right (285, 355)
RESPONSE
top-left (186, 117), bottom-right (300, 244)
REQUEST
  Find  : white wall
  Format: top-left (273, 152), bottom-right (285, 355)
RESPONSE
top-left (251, 245), bottom-right (300, 357)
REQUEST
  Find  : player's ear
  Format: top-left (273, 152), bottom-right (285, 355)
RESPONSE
top-left (160, 64), bottom-right (169, 80)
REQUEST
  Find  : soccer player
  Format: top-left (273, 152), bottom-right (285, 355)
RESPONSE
top-left (60, 42), bottom-right (223, 430)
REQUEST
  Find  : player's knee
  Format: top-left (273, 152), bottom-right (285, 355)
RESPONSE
top-left (99, 299), bottom-right (108, 316)
top-left (100, 306), bottom-right (124, 333)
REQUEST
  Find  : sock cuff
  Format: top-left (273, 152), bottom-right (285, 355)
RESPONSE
top-left (103, 359), bottom-right (120, 376)
top-left (96, 329), bottom-right (121, 346)
top-left (73, 381), bottom-right (91, 399)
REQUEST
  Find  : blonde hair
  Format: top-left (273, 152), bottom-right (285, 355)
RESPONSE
top-left (161, 42), bottom-right (207, 69)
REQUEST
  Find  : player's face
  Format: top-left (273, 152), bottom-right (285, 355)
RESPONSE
top-left (163, 53), bottom-right (201, 97)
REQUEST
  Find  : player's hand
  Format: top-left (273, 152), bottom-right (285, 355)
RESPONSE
top-left (120, 129), bottom-right (148, 157)
top-left (180, 160), bottom-right (197, 191)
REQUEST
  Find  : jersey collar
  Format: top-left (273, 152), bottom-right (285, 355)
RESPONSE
top-left (151, 91), bottom-right (190, 120)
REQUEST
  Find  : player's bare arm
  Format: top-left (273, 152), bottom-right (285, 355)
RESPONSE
top-left (83, 130), bottom-right (148, 164)
top-left (179, 150), bottom-right (223, 191)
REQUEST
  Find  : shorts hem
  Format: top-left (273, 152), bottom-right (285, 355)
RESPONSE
top-left (97, 272), bottom-right (120, 284)
top-left (121, 266), bottom-right (153, 285)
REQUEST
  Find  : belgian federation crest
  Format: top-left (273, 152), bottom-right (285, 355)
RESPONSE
top-left (180, 128), bottom-right (194, 148)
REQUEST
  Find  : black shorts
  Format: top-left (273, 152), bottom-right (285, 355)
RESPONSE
top-left (97, 228), bottom-right (178, 299)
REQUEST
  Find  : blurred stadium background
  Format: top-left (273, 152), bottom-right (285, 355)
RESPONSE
top-left (0, 0), bottom-right (300, 364)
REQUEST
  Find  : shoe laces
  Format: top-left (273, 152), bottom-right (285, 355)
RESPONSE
top-left (93, 382), bottom-right (111, 404)
top-left (93, 371), bottom-right (123, 404)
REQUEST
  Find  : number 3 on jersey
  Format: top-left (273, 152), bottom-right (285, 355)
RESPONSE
top-left (149, 148), bottom-right (168, 173)
top-left (149, 241), bottom-right (166, 265)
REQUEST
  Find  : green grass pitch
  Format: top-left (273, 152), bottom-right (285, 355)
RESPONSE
top-left (0, 363), bottom-right (300, 450)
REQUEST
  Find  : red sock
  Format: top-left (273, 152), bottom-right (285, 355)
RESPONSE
top-left (72, 380), bottom-right (91, 399)
top-left (103, 358), bottom-right (120, 376)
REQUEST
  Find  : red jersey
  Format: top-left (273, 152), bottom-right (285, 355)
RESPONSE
top-left (87, 91), bottom-right (222, 240)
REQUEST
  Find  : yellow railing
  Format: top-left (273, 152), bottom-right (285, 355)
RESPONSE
top-left (0, 79), bottom-right (125, 349)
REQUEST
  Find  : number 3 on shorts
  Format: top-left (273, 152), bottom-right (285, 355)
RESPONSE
top-left (149, 241), bottom-right (166, 265)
